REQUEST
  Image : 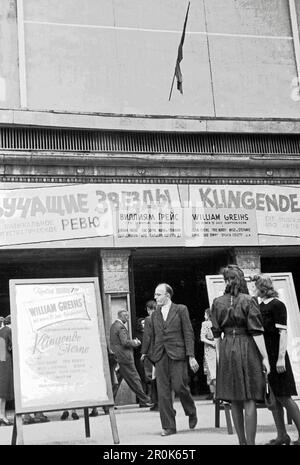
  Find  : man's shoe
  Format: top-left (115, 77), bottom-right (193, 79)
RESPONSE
top-left (150, 404), bottom-right (159, 411)
top-left (0, 417), bottom-right (13, 426)
top-left (189, 414), bottom-right (198, 429)
top-left (60, 410), bottom-right (69, 421)
top-left (139, 402), bottom-right (154, 408)
top-left (161, 428), bottom-right (177, 436)
top-left (265, 434), bottom-right (291, 445)
top-left (23, 414), bottom-right (35, 425)
top-left (34, 413), bottom-right (50, 423)
top-left (89, 408), bottom-right (99, 417)
top-left (71, 411), bottom-right (79, 420)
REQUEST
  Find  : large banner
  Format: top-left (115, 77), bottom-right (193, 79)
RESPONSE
top-left (10, 278), bottom-right (112, 412)
top-left (190, 185), bottom-right (300, 244)
top-left (1, 183), bottom-right (300, 247)
top-left (0, 184), bottom-right (113, 246)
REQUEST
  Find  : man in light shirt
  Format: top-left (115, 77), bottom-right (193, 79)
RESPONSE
top-left (143, 283), bottom-right (199, 436)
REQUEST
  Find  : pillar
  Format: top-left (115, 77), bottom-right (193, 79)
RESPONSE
top-left (100, 249), bottom-right (135, 405)
top-left (100, 249), bottom-right (131, 335)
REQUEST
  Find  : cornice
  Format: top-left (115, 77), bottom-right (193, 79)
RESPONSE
top-left (1, 150), bottom-right (300, 169)
top-left (1, 175), bottom-right (300, 185)
top-left (1, 108), bottom-right (300, 134)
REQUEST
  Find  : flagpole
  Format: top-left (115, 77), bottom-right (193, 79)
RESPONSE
top-left (168, 70), bottom-right (176, 101)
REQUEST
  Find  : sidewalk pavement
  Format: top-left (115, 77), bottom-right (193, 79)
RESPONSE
top-left (0, 399), bottom-right (299, 445)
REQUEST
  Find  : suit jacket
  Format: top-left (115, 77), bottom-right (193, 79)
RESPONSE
top-left (141, 315), bottom-right (152, 356)
top-left (110, 320), bottom-right (137, 365)
top-left (150, 303), bottom-right (195, 363)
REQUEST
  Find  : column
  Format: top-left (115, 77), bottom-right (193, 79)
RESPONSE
top-left (100, 249), bottom-right (135, 405)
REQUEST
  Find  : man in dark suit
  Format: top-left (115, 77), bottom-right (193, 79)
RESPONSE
top-left (143, 283), bottom-right (199, 436)
top-left (110, 309), bottom-right (153, 407)
top-left (141, 300), bottom-right (158, 411)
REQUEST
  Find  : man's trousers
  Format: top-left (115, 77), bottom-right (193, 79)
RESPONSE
top-left (115, 361), bottom-right (150, 405)
top-left (155, 351), bottom-right (196, 430)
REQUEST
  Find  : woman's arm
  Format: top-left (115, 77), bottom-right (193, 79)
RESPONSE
top-left (214, 338), bottom-right (221, 364)
top-left (276, 329), bottom-right (287, 373)
top-left (200, 322), bottom-right (215, 347)
top-left (201, 336), bottom-right (216, 347)
top-left (273, 301), bottom-right (288, 374)
top-left (253, 334), bottom-right (270, 374)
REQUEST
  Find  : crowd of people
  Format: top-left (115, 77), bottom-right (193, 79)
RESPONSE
top-left (111, 269), bottom-right (300, 444)
top-left (1, 267), bottom-right (300, 446)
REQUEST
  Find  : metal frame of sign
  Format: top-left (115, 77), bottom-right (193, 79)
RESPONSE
top-left (9, 277), bottom-right (120, 445)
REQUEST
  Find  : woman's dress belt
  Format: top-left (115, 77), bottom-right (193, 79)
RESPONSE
top-left (223, 327), bottom-right (248, 336)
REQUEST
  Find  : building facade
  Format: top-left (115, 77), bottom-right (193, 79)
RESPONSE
top-left (1, 0), bottom-right (300, 401)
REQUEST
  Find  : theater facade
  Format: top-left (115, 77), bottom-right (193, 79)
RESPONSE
top-left (1, 0), bottom-right (300, 399)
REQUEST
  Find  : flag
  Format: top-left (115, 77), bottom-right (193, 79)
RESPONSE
top-left (175, 2), bottom-right (190, 94)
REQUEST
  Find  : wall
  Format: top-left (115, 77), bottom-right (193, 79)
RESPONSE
top-left (1, 0), bottom-right (299, 119)
top-left (0, 0), bottom-right (19, 108)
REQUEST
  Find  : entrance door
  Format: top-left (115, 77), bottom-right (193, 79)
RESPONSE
top-left (131, 248), bottom-right (230, 396)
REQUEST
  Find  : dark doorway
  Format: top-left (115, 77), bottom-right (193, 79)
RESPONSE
top-left (0, 249), bottom-right (99, 318)
top-left (131, 247), bottom-right (230, 396)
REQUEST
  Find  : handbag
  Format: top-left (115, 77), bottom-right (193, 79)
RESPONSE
top-left (264, 373), bottom-right (277, 411)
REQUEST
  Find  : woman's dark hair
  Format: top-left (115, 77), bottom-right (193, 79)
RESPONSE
top-left (251, 275), bottom-right (279, 298)
top-left (145, 300), bottom-right (157, 311)
top-left (223, 264), bottom-right (249, 295)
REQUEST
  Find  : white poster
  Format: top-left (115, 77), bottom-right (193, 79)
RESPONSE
top-left (11, 279), bottom-right (109, 411)
top-left (0, 184), bottom-right (113, 246)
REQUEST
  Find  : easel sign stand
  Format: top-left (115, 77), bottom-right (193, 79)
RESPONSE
top-left (9, 277), bottom-right (120, 445)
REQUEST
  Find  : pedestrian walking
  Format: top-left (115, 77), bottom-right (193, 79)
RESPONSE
top-left (0, 315), bottom-right (13, 426)
top-left (110, 309), bottom-right (153, 408)
top-left (141, 300), bottom-right (159, 411)
top-left (253, 274), bottom-right (300, 445)
top-left (134, 317), bottom-right (149, 399)
top-left (144, 283), bottom-right (199, 436)
top-left (211, 265), bottom-right (270, 445)
top-left (200, 308), bottom-right (216, 401)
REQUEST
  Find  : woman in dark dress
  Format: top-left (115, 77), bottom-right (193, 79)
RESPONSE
top-left (253, 275), bottom-right (300, 446)
top-left (0, 316), bottom-right (14, 425)
top-left (211, 265), bottom-right (270, 445)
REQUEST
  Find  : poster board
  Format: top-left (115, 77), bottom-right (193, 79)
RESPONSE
top-left (3, 183), bottom-right (300, 249)
top-left (206, 272), bottom-right (300, 396)
top-left (9, 277), bottom-right (113, 413)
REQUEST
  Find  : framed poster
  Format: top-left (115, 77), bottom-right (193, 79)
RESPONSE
top-left (9, 277), bottom-right (113, 413)
top-left (206, 272), bottom-right (300, 395)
